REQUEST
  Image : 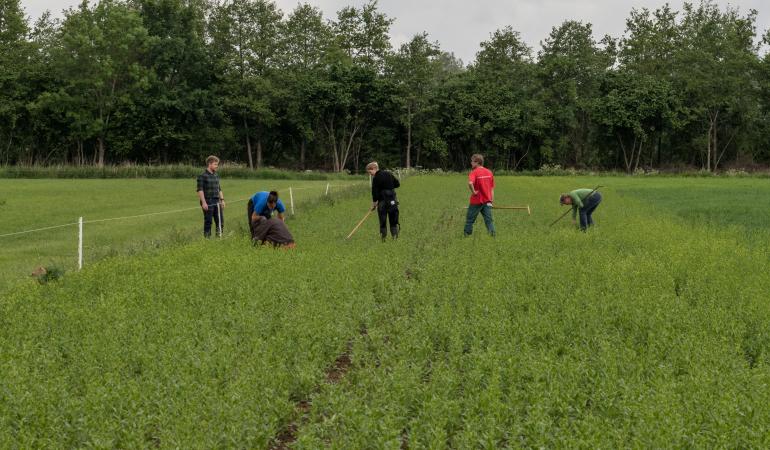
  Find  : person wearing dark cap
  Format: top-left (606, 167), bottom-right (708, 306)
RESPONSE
top-left (367, 161), bottom-right (401, 241)
top-left (560, 189), bottom-right (602, 231)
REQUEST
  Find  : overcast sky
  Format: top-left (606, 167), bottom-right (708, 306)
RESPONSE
top-left (20, 0), bottom-right (769, 64)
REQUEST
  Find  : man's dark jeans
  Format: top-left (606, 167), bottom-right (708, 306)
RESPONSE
top-left (464, 203), bottom-right (495, 236)
top-left (203, 199), bottom-right (223, 237)
top-left (579, 192), bottom-right (602, 231)
top-left (378, 201), bottom-right (399, 239)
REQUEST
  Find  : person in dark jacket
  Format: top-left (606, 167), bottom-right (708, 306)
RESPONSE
top-left (196, 155), bottom-right (225, 238)
top-left (250, 216), bottom-right (295, 248)
top-left (367, 161), bottom-right (401, 241)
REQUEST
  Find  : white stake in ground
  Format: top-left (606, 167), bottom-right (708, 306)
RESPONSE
top-left (325, 183), bottom-right (330, 196)
top-left (217, 201), bottom-right (223, 238)
top-left (289, 187), bottom-right (295, 215)
top-left (78, 217), bottom-right (83, 270)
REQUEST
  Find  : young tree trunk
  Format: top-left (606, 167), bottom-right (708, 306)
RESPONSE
top-left (706, 111), bottom-right (717, 172)
top-left (77, 140), bottom-right (84, 166)
top-left (256, 139), bottom-right (263, 170)
top-left (300, 138), bottom-right (306, 170)
top-left (617, 132), bottom-right (632, 173)
top-left (633, 138), bottom-right (643, 172)
top-left (405, 104), bottom-right (412, 169)
top-left (4, 133), bottom-right (12, 161)
top-left (244, 117), bottom-right (254, 169)
top-left (97, 136), bottom-right (105, 167)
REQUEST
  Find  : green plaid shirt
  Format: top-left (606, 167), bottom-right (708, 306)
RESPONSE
top-left (196, 169), bottom-right (221, 201)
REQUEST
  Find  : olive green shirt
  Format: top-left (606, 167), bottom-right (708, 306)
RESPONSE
top-left (569, 189), bottom-right (596, 219)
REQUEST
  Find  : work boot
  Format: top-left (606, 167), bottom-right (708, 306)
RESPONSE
top-left (390, 226), bottom-right (399, 239)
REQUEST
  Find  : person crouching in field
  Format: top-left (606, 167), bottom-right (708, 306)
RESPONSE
top-left (196, 155), bottom-right (225, 238)
top-left (464, 153), bottom-right (495, 237)
top-left (247, 190), bottom-right (294, 247)
top-left (560, 189), bottom-right (602, 231)
top-left (250, 216), bottom-right (295, 248)
top-left (367, 161), bottom-right (400, 241)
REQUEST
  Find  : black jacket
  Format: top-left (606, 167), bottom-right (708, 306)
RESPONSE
top-left (371, 170), bottom-right (400, 202)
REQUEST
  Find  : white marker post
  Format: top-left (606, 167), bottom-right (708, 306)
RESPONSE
top-left (325, 183), bottom-right (330, 196)
top-left (217, 202), bottom-right (223, 238)
top-left (78, 217), bottom-right (83, 270)
top-left (397, 169), bottom-right (401, 181)
top-left (290, 187), bottom-right (295, 215)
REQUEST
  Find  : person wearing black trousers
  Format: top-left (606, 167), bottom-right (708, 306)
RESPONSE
top-left (367, 161), bottom-right (401, 241)
top-left (196, 155), bottom-right (225, 237)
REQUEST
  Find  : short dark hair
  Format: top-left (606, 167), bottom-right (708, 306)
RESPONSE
top-left (267, 191), bottom-right (278, 204)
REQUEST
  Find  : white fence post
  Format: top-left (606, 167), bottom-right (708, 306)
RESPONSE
top-left (290, 187), bottom-right (295, 215)
top-left (217, 202), bottom-right (223, 238)
top-left (78, 217), bottom-right (83, 270)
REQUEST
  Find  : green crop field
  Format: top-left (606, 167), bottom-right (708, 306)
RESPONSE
top-left (0, 179), bottom-right (359, 292)
top-left (2, 175), bottom-right (770, 448)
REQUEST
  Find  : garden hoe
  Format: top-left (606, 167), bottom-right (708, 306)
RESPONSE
top-left (346, 209), bottom-right (374, 240)
top-left (464, 205), bottom-right (531, 215)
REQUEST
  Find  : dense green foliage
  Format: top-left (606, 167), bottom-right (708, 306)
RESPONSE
top-left (1, 0), bottom-right (769, 172)
top-left (2, 175), bottom-right (770, 447)
top-left (0, 164), bottom-right (361, 179)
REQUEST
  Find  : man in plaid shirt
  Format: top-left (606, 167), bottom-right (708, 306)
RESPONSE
top-left (196, 155), bottom-right (226, 237)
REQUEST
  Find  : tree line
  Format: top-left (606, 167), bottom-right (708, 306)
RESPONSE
top-left (1, 0), bottom-right (769, 172)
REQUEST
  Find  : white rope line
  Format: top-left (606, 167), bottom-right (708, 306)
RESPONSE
top-left (0, 222), bottom-right (80, 238)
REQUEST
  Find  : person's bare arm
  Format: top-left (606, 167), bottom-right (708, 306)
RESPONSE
top-left (277, 212), bottom-right (285, 222)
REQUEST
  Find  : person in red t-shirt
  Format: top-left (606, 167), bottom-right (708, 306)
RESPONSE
top-left (464, 153), bottom-right (496, 236)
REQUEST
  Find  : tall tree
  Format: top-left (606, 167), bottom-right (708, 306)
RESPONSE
top-left (209, 0), bottom-right (282, 169)
top-left (538, 21), bottom-right (613, 167)
top-left (276, 3), bottom-right (331, 169)
top-left (131, 0), bottom-right (222, 163)
top-left (41, 0), bottom-right (149, 166)
top-left (320, 1), bottom-right (393, 172)
top-left (0, 0), bottom-right (30, 163)
top-left (388, 32), bottom-right (441, 168)
top-left (472, 26), bottom-right (544, 170)
top-left (675, 1), bottom-right (760, 171)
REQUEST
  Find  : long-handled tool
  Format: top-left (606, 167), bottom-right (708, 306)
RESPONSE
top-left (346, 209), bottom-right (374, 240)
top-left (464, 205), bottom-right (531, 215)
top-left (549, 185), bottom-right (603, 227)
top-left (492, 205), bottom-right (531, 215)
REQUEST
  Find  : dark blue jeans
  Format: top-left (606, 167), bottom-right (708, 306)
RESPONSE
top-left (464, 203), bottom-right (495, 236)
top-left (203, 199), bottom-right (223, 237)
top-left (578, 192), bottom-right (602, 231)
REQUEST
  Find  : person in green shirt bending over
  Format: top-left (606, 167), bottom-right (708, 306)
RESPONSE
top-left (559, 188), bottom-right (602, 231)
